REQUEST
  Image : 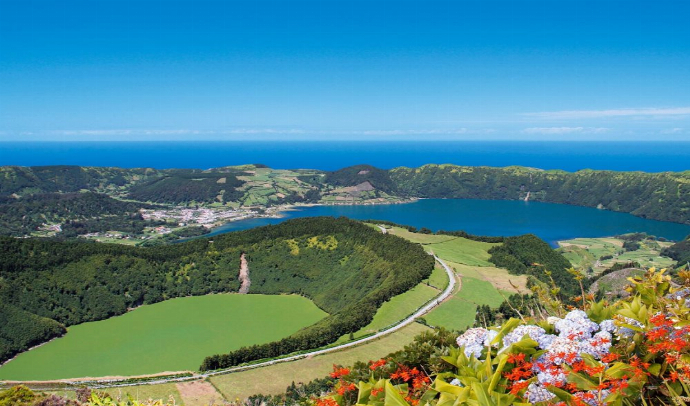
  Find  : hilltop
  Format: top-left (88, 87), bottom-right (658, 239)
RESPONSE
top-left (0, 164), bottom-right (688, 244)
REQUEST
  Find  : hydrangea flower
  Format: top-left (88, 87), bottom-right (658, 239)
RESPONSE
top-left (580, 331), bottom-right (612, 359)
top-left (599, 319), bottom-right (616, 333)
top-left (524, 383), bottom-right (555, 403)
top-left (502, 325), bottom-right (555, 349)
top-left (539, 336), bottom-right (582, 365)
top-left (536, 368), bottom-right (567, 386)
top-left (552, 310), bottom-right (599, 340)
top-left (614, 316), bottom-right (644, 339)
top-left (456, 328), bottom-right (495, 358)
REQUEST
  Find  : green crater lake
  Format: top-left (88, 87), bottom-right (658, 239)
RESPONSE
top-left (0, 294), bottom-right (327, 380)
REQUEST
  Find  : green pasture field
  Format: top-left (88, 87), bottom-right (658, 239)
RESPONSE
top-left (423, 237), bottom-right (498, 266)
top-left (425, 265), bottom-right (449, 290)
top-left (558, 237), bottom-right (675, 274)
top-left (456, 277), bottom-right (507, 308)
top-left (387, 227), bottom-right (456, 244)
top-left (337, 283), bottom-right (439, 342)
top-left (0, 294), bottom-right (326, 381)
top-left (424, 297), bottom-right (477, 331)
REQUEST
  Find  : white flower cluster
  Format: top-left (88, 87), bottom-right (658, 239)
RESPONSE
top-left (525, 382), bottom-right (555, 403)
top-left (611, 315), bottom-right (644, 339)
top-left (456, 310), bottom-right (625, 404)
top-left (455, 327), bottom-right (498, 358)
top-left (502, 325), bottom-right (555, 349)
top-left (667, 287), bottom-right (690, 308)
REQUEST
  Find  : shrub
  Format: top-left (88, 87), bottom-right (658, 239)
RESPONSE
top-left (312, 268), bottom-right (690, 405)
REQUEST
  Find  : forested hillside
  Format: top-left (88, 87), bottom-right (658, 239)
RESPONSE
top-left (324, 164), bottom-right (397, 194)
top-left (662, 235), bottom-right (690, 266)
top-left (0, 217), bottom-right (434, 365)
top-left (0, 192), bottom-right (162, 236)
top-left (1, 164), bottom-right (689, 240)
top-left (487, 234), bottom-right (578, 294)
top-left (127, 170), bottom-right (245, 204)
top-left (390, 165), bottom-right (690, 224)
top-left (0, 165), bottom-right (162, 196)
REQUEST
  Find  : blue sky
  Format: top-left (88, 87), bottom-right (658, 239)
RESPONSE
top-left (1, 0), bottom-right (689, 141)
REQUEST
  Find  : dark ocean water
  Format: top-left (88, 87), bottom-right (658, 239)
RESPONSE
top-left (207, 200), bottom-right (690, 246)
top-left (1, 141), bottom-right (689, 172)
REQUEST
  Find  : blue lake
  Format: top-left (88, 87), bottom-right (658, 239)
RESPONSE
top-left (207, 199), bottom-right (690, 246)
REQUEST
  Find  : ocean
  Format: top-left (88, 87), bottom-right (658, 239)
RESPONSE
top-left (1, 141), bottom-right (689, 172)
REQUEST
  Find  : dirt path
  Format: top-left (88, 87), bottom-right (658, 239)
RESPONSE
top-left (176, 380), bottom-right (224, 406)
top-left (238, 253), bottom-right (250, 294)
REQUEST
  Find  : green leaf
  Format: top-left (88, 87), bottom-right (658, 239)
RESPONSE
top-left (566, 371), bottom-right (598, 391)
top-left (646, 363), bottom-right (661, 377)
top-left (471, 382), bottom-right (496, 406)
top-left (434, 378), bottom-right (466, 396)
top-left (488, 354), bottom-right (508, 392)
top-left (604, 363), bottom-right (637, 380)
top-left (490, 318), bottom-right (521, 347)
top-left (384, 381), bottom-right (411, 406)
top-left (357, 381), bottom-right (374, 404)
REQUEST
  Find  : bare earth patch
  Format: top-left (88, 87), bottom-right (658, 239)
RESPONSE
top-left (238, 253), bottom-right (251, 294)
top-left (176, 380), bottom-right (225, 406)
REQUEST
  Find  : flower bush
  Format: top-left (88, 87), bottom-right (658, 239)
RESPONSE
top-left (312, 268), bottom-right (690, 406)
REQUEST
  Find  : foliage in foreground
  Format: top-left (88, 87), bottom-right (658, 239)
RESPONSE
top-left (310, 268), bottom-right (690, 406)
top-left (0, 386), bottom-right (173, 406)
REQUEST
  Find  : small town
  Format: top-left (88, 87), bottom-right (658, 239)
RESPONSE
top-left (140, 207), bottom-right (260, 228)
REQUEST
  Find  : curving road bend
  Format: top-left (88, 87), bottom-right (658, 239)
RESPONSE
top-left (88, 255), bottom-right (457, 388)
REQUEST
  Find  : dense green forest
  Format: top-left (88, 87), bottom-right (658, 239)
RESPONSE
top-left (0, 217), bottom-right (434, 365)
top-left (126, 170), bottom-right (245, 204)
top-left (0, 304), bottom-right (66, 363)
top-left (662, 235), bottom-right (690, 267)
top-left (324, 164), bottom-right (397, 193)
top-left (487, 234), bottom-right (578, 294)
top-left (0, 192), bottom-right (163, 236)
top-left (389, 165), bottom-right (690, 224)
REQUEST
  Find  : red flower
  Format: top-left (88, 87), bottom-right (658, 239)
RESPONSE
top-left (369, 359), bottom-right (387, 370)
top-left (330, 365), bottom-right (350, 379)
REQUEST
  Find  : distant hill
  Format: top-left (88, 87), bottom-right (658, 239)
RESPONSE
top-left (1, 164), bottom-right (689, 234)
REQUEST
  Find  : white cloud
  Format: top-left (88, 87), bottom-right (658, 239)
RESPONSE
top-left (660, 127), bottom-right (684, 134)
top-left (48, 128), bottom-right (306, 136)
top-left (524, 107), bottom-right (690, 119)
top-left (521, 127), bottom-right (609, 135)
top-left (353, 128), bottom-right (469, 136)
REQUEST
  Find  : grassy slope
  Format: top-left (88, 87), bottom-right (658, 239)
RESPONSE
top-left (337, 283), bottom-right (439, 342)
top-left (422, 238), bottom-right (498, 267)
top-left (418, 234), bottom-right (509, 331)
top-left (558, 237), bottom-right (676, 274)
top-left (0, 295), bottom-right (326, 380)
top-left (117, 383), bottom-right (184, 405)
top-left (386, 227), bottom-right (456, 244)
top-left (447, 262), bottom-right (528, 292)
top-left (209, 323), bottom-right (430, 401)
top-left (425, 265), bottom-right (449, 290)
